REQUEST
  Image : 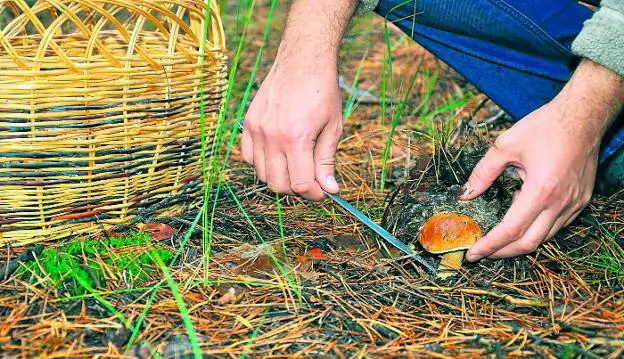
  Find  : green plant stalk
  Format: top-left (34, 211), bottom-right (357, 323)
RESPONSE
top-left (72, 272), bottom-right (131, 328)
top-left (383, 22), bottom-right (394, 100)
top-left (206, 0), bottom-right (277, 276)
top-left (343, 52), bottom-right (367, 120)
top-left (380, 60), bottom-right (422, 191)
top-left (203, 0), bottom-right (256, 279)
top-left (125, 207), bottom-right (205, 352)
top-left (381, 21), bottom-right (395, 127)
top-left (240, 325), bottom-right (263, 359)
top-left (380, 3), bottom-right (403, 160)
top-left (225, 184), bottom-right (301, 299)
top-left (199, 0), bottom-right (214, 230)
top-left (154, 253), bottom-right (202, 359)
top-left (276, 193), bottom-right (288, 260)
top-left (381, 51), bottom-right (388, 126)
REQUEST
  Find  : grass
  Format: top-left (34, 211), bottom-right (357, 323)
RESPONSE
top-left (572, 216), bottom-right (624, 279)
top-left (204, 0), bottom-right (278, 282)
top-left (153, 254), bottom-right (202, 359)
top-left (225, 183), bottom-right (301, 300)
top-left (17, 232), bottom-right (173, 296)
top-left (125, 207), bottom-right (205, 353)
top-left (379, 59), bottom-right (421, 191)
top-left (342, 52), bottom-right (368, 121)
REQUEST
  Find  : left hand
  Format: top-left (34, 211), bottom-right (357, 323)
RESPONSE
top-left (461, 60), bottom-right (624, 261)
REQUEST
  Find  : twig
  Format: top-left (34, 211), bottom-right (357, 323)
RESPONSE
top-left (415, 286), bottom-right (547, 307)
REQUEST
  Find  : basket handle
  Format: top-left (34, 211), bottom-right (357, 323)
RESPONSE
top-left (0, 0), bottom-right (226, 72)
top-left (190, 0), bottom-right (225, 51)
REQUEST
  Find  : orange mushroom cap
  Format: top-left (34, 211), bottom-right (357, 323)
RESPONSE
top-left (418, 212), bottom-right (482, 254)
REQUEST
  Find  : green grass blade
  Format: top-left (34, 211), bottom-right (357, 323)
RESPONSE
top-left (380, 60), bottom-right (422, 191)
top-left (125, 208), bottom-right (205, 352)
top-left (203, 0), bottom-right (257, 277)
top-left (343, 52), bottom-right (367, 120)
top-left (206, 0), bottom-right (278, 276)
top-left (154, 254), bottom-right (202, 359)
top-left (275, 193), bottom-right (288, 260)
top-left (225, 184), bottom-right (300, 299)
top-left (241, 325), bottom-right (263, 359)
top-left (72, 273), bottom-right (130, 327)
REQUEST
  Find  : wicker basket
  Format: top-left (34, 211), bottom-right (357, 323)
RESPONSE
top-left (0, 0), bottom-right (227, 245)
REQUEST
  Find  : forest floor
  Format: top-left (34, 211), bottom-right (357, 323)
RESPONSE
top-left (1, 2), bottom-right (623, 358)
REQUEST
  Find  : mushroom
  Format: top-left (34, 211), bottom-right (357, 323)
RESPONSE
top-left (418, 211), bottom-right (482, 279)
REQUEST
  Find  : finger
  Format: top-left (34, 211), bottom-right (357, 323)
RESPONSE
top-left (314, 121), bottom-right (342, 193)
top-left (460, 145), bottom-right (511, 200)
top-left (264, 144), bottom-right (294, 195)
top-left (466, 187), bottom-right (542, 261)
top-left (241, 129), bottom-right (254, 165)
top-left (547, 191), bottom-right (591, 240)
top-left (244, 88), bottom-right (266, 177)
top-left (253, 133), bottom-right (267, 183)
top-left (563, 207), bottom-right (584, 228)
top-left (546, 206), bottom-right (583, 240)
top-left (489, 210), bottom-right (557, 259)
top-left (286, 139), bottom-right (324, 201)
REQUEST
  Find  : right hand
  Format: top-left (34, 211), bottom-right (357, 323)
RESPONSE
top-left (241, 56), bottom-right (343, 201)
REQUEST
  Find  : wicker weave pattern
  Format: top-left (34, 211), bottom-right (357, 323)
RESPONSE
top-left (0, 0), bottom-right (227, 245)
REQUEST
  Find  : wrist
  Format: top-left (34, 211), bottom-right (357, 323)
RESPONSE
top-left (556, 59), bottom-right (624, 137)
top-left (274, 41), bottom-right (338, 78)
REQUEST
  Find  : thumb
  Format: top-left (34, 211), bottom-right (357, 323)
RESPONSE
top-left (460, 146), bottom-right (509, 200)
top-left (314, 121), bottom-right (342, 193)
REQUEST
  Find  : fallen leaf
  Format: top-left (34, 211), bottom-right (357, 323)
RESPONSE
top-left (218, 243), bottom-right (289, 279)
top-left (295, 255), bottom-right (321, 282)
top-left (308, 247), bottom-right (324, 260)
top-left (142, 223), bottom-right (177, 241)
top-left (217, 287), bottom-right (237, 305)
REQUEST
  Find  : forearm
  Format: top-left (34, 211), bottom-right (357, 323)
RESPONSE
top-left (277, 0), bottom-right (359, 69)
top-left (557, 59), bottom-right (624, 139)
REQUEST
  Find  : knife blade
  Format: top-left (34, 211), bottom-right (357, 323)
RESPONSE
top-left (324, 191), bottom-right (436, 274)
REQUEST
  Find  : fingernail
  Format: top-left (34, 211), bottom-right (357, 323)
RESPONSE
top-left (466, 250), bottom-right (482, 262)
top-left (460, 182), bottom-right (474, 197)
top-left (326, 176), bottom-right (339, 192)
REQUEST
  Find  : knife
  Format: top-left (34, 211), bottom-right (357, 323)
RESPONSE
top-left (236, 122), bottom-right (435, 273)
top-left (324, 191), bottom-right (436, 274)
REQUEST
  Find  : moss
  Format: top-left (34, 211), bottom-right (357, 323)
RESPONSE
top-left (17, 231), bottom-right (174, 295)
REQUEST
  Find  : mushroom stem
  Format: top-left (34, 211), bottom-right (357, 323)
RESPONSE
top-left (439, 251), bottom-right (465, 271)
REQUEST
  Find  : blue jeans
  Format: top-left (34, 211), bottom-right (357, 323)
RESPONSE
top-left (375, 0), bottom-right (623, 162)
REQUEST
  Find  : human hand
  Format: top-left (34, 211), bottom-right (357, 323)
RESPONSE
top-left (239, 0), bottom-right (358, 201)
top-left (461, 60), bottom-right (624, 261)
top-left (241, 56), bottom-right (343, 201)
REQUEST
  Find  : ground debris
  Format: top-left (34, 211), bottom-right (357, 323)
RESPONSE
top-left (1, 5), bottom-right (623, 358)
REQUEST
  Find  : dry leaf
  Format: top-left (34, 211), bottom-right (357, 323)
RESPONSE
top-left (295, 253), bottom-right (321, 282)
top-left (141, 223), bottom-right (178, 241)
top-left (217, 287), bottom-right (237, 305)
top-left (218, 243), bottom-right (288, 279)
top-left (307, 247), bottom-right (325, 260)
